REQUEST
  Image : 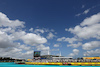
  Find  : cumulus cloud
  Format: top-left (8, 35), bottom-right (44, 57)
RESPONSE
top-left (21, 33), bottom-right (47, 46)
top-left (69, 13), bottom-right (100, 39)
top-left (11, 30), bottom-right (26, 40)
top-left (68, 49), bottom-right (79, 57)
top-left (0, 31), bottom-right (15, 48)
top-left (73, 49), bottom-right (79, 55)
top-left (0, 12), bottom-right (48, 59)
top-left (67, 42), bottom-right (82, 48)
top-left (47, 32), bottom-right (55, 39)
top-left (65, 12), bottom-right (100, 57)
top-left (0, 47), bottom-right (22, 58)
top-left (17, 43), bottom-right (32, 50)
top-left (63, 37), bottom-right (79, 43)
top-left (83, 49), bottom-right (100, 56)
top-left (24, 50), bottom-right (33, 55)
top-left (65, 12), bottom-right (100, 55)
top-left (65, 28), bottom-right (68, 31)
top-left (54, 44), bottom-right (60, 47)
top-left (0, 27), bottom-right (12, 33)
top-left (82, 41), bottom-right (100, 50)
top-left (34, 29), bottom-right (44, 34)
top-left (36, 44), bottom-right (50, 51)
top-left (0, 48), bottom-right (34, 59)
top-left (57, 37), bottom-right (80, 43)
top-left (68, 53), bottom-right (75, 57)
top-left (0, 12), bottom-right (25, 28)
top-left (57, 37), bottom-right (66, 41)
top-left (81, 13), bottom-right (100, 26)
top-left (29, 28), bottom-right (33, 32)
top-left (57, 36), bottom-right (82, 48)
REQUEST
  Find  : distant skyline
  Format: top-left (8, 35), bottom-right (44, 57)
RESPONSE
top-left (0, 0), bottom-right (100, 59)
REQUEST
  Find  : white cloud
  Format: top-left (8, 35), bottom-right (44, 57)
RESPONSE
top-left (21, 33), bottom-right (47, 46)
top-left (68, 49), bottom-right (79, 57)
top-left (17, 43), bottom-right (32, 50)
top-left (14, 50), bottom-right (33, 59)
top-left (0, 48), bottom-right (34, 59)
top-left (84, 49), bottom-right (100, 56)
top-left (82, 41), bottom-right (100, 50)
top-left (57, 36), bottom-right (82, 48)
top-left (34, 28), bottom-right (56, 34)
top-left (0, 12), bottom-right (25, 28)
top-left (65, 28), bottom-right (68, 31)
top-left (81, 13), bottom-right (100, 26)
top-left (0, 12), bottom-right (28, 59)
top-left (68, 53), bottom-right (75, 57)
top-left (76, 5), bottom-right (99, 16)
top-left (51, 29), bottom-right (55, 32)
top-left (29, 28), bottom-right (33, 32)
top-left (47, 32), bottom-right (55, 39)
top-left (67, 12), bottom-right (100, 57)
top-left (83, 9), bottom-right (90, 14)
top-left (51, 49), bottom-right (59, 51)
top-left (36, 44), bottom-right (50, 51)
top-left (54, 44), bottom-right (59, 47)
top-left (57, 37), bottom-right (79, 43)
top-left (57, 37), bottom-right (66, 41)
top-left (34, 29), bottom-right (44, 34)
top-left (82, 5), bottom-right (85, 8)
top-left (25, 50), bottom-right (33, 55)
top-left (0, 41), bottom-right (34, 59)
top-left (76, 9), bottom-right (90, 16)
top-left (64, 37), bottom-right (79, 43)
top-left (0, 27), bottom-right (12, 33)
top-left (69, 13), bottom-right (100, 39)
top-left (0, 30), bottom-right (15, 48)
top-left (75, 13), bottom-right (81, 16)
top-left (73, 49), bottom-right (79, 55)
top-left (0, 12), bottom-right (48, 59)
top-left (0, 47), bottom-right (22, 57)
top-left (11, 30), bottom-right (26, 40)
top-left (67, 42), bottom-right (82, 48)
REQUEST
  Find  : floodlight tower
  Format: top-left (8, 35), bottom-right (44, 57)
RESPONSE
top-left (59, 51), bottom-right (61, 56)
top-left (59, 51), bottom-right (61, 57)
top-left (48, 50), bottom-right (50, 55)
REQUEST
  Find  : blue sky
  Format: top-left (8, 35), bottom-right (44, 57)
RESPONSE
top-left (0, 0), bottom-right (100, 59)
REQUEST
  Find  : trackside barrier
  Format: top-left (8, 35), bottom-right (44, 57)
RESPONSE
top-left (25, 62), bottom-right (100, 66)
